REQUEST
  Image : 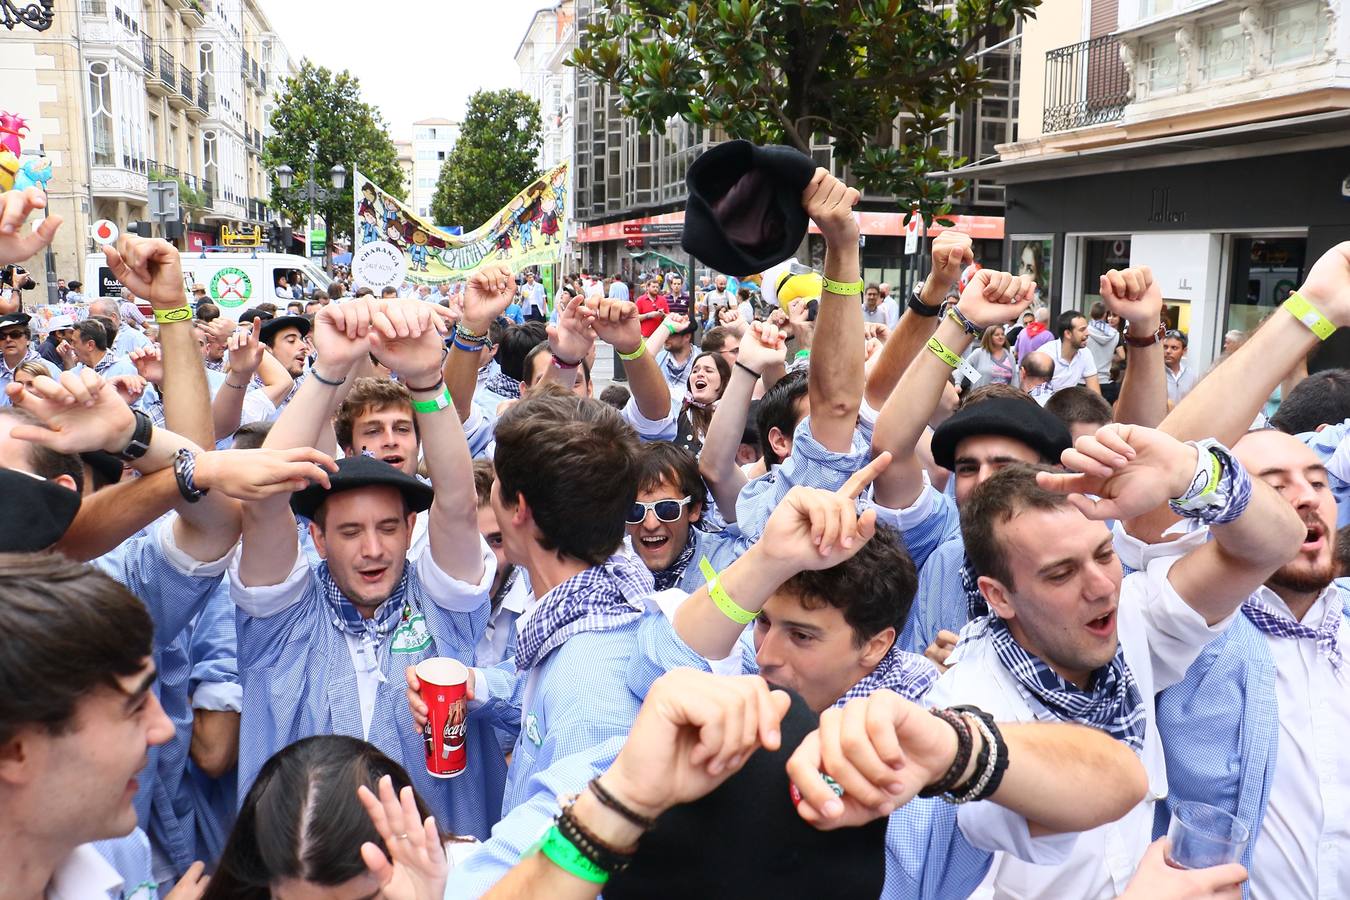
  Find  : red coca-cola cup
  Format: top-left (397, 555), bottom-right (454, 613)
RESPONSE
top-left (416, 657), bottom-right (469, 779)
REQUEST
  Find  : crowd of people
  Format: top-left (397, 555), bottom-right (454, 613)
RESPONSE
top-left (2, 164), bottom-right (1350, 900)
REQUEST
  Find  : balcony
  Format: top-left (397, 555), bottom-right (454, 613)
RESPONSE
top-left (146, 43), bottom-right (171, 96)
top-left (184, 71), bottom-right (206, 120)
top-left (141, 34), bottom-right (153, 73)
top-left (1042, 35), bottom-right (1129, 133)
top-left (201, 179), bottom-right (215, 206)
top-left (181, 0), bottom-right (204, 25)
top-left (169, 65), bottom-right (192, 110)
top-left (196, 79), bottom-right (211, 115)
top-left (243, 50), bottom-right (259, 87)
top-left (158, 48), bottom-right (178, 96)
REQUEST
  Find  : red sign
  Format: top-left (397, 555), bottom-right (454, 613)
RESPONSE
top-left (578, 210), bottom-right (1004, 244)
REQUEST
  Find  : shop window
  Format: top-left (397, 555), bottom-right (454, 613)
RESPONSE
top-left (1080, 238), bottom-right (1132, 309)
top-left (1012, 237), bottom-right (1055, 307)
top-left (1224, 237), bottom-right (1306, 339)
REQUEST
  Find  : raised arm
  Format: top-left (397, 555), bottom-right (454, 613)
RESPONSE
top-left (871, 270), bottom-right (1033, 508)
top-left (211, 320), bottom-right (263, 440)
top-left (802, 169), bottom-right (864, 453)
top-left (444, 263), bottom-right (515, 422)
top-left (0, 187), bottom-right (62, 268)
top-left (584, 297), bottom-right (671, 421)
top-left (1100, 267), bottom-right (1167, 427)
top-left (864, 231), bottom-right (973, 410)
top-left (369, 299), bottom-right (483, 582)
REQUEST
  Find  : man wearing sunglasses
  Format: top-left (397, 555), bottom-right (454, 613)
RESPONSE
top-left (0, 312), bottom-right (60, 405)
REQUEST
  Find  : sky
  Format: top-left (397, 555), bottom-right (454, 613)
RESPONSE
top-left (263, 0), bottom-right (549, 141)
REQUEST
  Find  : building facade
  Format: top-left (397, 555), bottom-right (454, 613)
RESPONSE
top-left (410, 118), bottom-right (460, 221)
top-left (962, 0), bottom-right (1350, 370)
top-left (6, 0), bottom-right (297, 294)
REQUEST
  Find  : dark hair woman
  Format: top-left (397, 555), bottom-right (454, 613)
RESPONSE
top-left (675, 350), bottom-right (731, 456)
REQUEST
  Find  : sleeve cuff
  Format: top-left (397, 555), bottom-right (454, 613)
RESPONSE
top-left (957, 802), bottom-right (1078, 864)
top-left (870, 474), bottom-right (938, 531)
top-left (621, 395), bottom-right (678, 439)
top-left (416, 537), bottom-right (495, 613)
top-left (157, 516), bottom-right (236, 576)
top-left (1110, 519), bottom-right (1209, 573)
top-left (192, 682), bottom-right (243, 712)
top-left (468, 667), bottom-right (488, 711)
top-left (228, 549), bottom-right (312, 617)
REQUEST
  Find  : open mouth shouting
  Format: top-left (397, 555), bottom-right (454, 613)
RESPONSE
top-left (1084, 608), bottom-right (1116, 639)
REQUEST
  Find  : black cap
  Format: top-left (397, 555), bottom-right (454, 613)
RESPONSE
top-left (0, 312), bottom-right (32, 331)
top-left (930, 397), bottom-right (1072, 471)
top-left (79, 450), bottom-right (125, 487)
top-left (0, 468), bottom-right (81, 551)
top-left (236, 308), bottom-right (274, 325)
top-left (681, 140), bottom-right (818, 278)
top-left (289, 455), bottom-right (433, 522)
top-left (259, 315), bottom-right (311, 346)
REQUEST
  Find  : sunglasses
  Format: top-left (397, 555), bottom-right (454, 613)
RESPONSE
top-left (0, 330), bottom-right (27, 340)
top-left (626, 496), bottom-right (693, 525)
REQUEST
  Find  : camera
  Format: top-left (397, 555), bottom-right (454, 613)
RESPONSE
top-left (0, 265), bottom-right (37, 291)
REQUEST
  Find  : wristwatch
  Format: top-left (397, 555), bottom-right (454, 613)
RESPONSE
top-left (173, 447), bottom-right (209, 503)
top-left (907, 292), bottom-right (942, 318)
top-left (1122, 321), bottom-right (1167, 348)
top-left (115, 409), bottom-right (154, 462)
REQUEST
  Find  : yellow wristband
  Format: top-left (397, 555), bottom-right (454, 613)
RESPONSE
top-left (617, 342), bottom-right (646, 361)
top-left (822, 277), bottom-right (864, 296)
top-left (927, 336), bottom-right (961, 369)
top-left (699, 558), bottom-right (758, 625)
top-left (153, 305), bottom-right (193, 324)
top-left (1283, 292), bottom-right (1335, 341)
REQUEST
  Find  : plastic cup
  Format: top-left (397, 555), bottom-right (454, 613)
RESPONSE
top-left (1166, 801), bottom-right (1248, 869)
top-left (416, 657), bottom-right (469, 779)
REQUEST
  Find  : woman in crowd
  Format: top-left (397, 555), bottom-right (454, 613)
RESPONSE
top-left (959, 323), bottom-right (1015, 388)
top-left (675, 350), bottom-right (730, 456)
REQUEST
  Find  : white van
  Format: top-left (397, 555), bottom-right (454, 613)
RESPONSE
top-left (84, 249), bottom-right (332, 320)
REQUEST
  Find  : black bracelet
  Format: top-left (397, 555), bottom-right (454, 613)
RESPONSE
top-left (950, 705), bottom-right (1008, 802)
top-left (907, 293), bottom-right (942, 318)
top-left (173, 447), bottom-right (209, 503)
top-left (733, 360), bottom-right (760, 380)
top-left (588, 777), bottom-right (656, 830)
top-left (556, 802), bottom-right (635, 875)
top-left (309, 367), bottom-right (346, 387)
top-left (918, 708), bottom-right (973, 798)
top-left (403, 376), bottom-right (444, 393)
top-left (115, 408), bottom-right (154, 462)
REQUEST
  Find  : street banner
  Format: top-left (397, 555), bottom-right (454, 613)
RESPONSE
top-left (352, 163), bottom-right (567, 288)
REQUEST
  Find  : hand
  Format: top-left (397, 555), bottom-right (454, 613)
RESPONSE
top-left (787, 688), bottom-right (959, 829)
top-left (1100, 266), bottom-right (1163, 330)
top-left (462, 262), bottom-right (515, 332)
top-left (163, 861), bottom-right (209, 900)
top-left (582, 297), bottom-right (643, 354)
top-left (5, 371), bottom-right (136, 454)
top-left (404, 664), bottom-right (476, 733)
top-left (599, 670), bottom-right (791, 819)
top-left (756, 453), bottom-right (891, 574)
top-left (56, 339), bottom-right (78, 367)
top-left (192, 447), bottom-right (338, 500)
top-left (768, 308), bottom-right (788, 328)
top-left (313, 299), bottom-right (378, 375)
top-left (802, 168), bottom-right (861, 248)
top-left (107, 374), bottom-right (148, 406)
top-left (225, 319), bottom-right (264, 377)
top-left (660, 312), bottom-right (691, 336)
top-left (103, 235), bottom-right (185, 308)
top-left (955, 270), bottom-right (1035, 329)
top-left (0, 187), bottom-right (62, 266)
top-left (128, 343), bottom-right (164, 385)
top-left (862, 321), bottom-right (890, 343)
top-left (1295, 242), bottom-right (1350, 329)
top-left (546, 292), bottom-right (595, 363)
top-left (357, 775), bottom-right (447, 900)
top-left (736, 321), bottom-right (788, 375)
top-left (368, 299), bottom-right (454, 385)
top-left (928, 230), bottom-right (975, 298)
top-left (1035, 423), bottom-right (1199, 521)
top-left (924, 630), bottom-right (958, 671)
top-left (787, 298), bottom-right (812, 332)
top-left (1119, 838), bottom-right (1246, 900)
top-left (717, 306), bottom-right (748, 336)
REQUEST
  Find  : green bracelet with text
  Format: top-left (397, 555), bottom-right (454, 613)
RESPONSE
top-left (822, 276), bottom-right (864, 296)
top-left (1283, 292), bottom-right (1335, 341)
top-left (536, 824), bottom-right (609, 884)
top-left (700, 558), bottom-right (759, 625)
top-left (410, 387), bottom-right (453, 414)
top-left (927, 336), bottom-right (961, 369)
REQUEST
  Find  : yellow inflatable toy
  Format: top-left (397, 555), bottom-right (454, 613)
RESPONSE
top-left (0, 150), bottom-right (19, 193)
top-left (760, 258), bottom-right (822, 313)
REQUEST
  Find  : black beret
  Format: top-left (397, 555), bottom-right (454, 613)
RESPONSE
top-left (259, 315), bottom-right (311, 345)
top-left (931, 396), bottom-right (1073, 471)
top-left (681, 140), bottom-right (818, 278)
top-left (605, 689), bottom-right (887, 900)
top-left (79, 450), bottom-right (125, 487)
top-left (0, 312), bottom-right (32, 331)
top-left (289, 455), bottom-right (433, 522)
top-left (236, 308), bottom-right (273, 325)
top-left (0, 468), bottom-right (81, 551)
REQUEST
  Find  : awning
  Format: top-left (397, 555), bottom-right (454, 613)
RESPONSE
top-left (578, 209), bottom-right (1004, 242)
top-left (937, 108), bottom-right (1350, 185)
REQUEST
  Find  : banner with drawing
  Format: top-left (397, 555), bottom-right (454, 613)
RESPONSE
top-left (351, 163), bottom-right (567, 289)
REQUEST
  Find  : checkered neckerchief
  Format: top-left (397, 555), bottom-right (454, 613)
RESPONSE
top-left (514, 553), bottom-right (653, 671)
top-left (836, 640), bottom-right (938, 706)
top-left (652, 527), bottom-right (698, 591)
top-left (1243, 593), bottom-right (1343, 671)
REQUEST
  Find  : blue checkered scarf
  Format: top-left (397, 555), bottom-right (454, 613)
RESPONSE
top-left (1244, 592), bottom-right (1343, 671)
top-left (961, 560), bottom-right (987, 622)
top-left (652, 527), bottom-right (698, 591)
top-left (484, 369), bottom-right (521, 400)
top-left (987, 614), bottom-right (1147, 752)
top-left (316, 561), bottom-right (412, 685)
top-left (514, 553), bottom-right (654, 671)
top-left (836, 640), bottom-right (939, 706)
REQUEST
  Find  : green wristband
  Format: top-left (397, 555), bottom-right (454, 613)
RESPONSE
top-left (1283, 292), bottom-right (1335, 341)
top-left (536, 824), bottom-right (609, 884)
top-left (700, 558), bottom-right (759, 625)
top-left (410, 387), bottom-right (452, 414)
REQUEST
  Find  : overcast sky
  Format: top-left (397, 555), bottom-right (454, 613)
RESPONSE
top-left (264, 0), bottom-right (548, 141)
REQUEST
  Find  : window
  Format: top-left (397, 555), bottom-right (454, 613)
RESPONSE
top-left (1269, 1), bottom-right (1326, 66)
top-left (437, 150), bottom-right (446, 160)
top-left (88, 62), bottom-right (114, 166)
top-left (199, 42), bottom-right (214, 75)
top-left (1144, 35), bottom-right (1181, 94)
top-left (203, 130), bottom-right (218, 188)
top-left (1200, 19), bottom-right (1245, 82)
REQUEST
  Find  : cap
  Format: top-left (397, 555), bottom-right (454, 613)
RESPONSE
top-left (259, 315), bottom-right (311, 346)
top-left (0, 312), bottom-right (32, 331)
top-left (290, 455), bottom-right (434, 522)
top-left (192, 283), bottom-right (207, 292)
top-left (236, 308), bottom-right (274, 325)
top-left (605, 688), bottom-right (887, 900)
top-left (44, 314), bottom-right (75, 330)
top-left (681, 140), bottom-right (818, 278)
top-left (0, 468), bottom-right (81, 551)
top-left (930, 396), bottom-right (1072, 471)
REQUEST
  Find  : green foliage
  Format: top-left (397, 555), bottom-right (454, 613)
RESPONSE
top-left (431, 89), bottom-right (542, 229)
top-left (570, 0), bottom-right (1038, 221)
top-left (262, 61), bottom-right (405, 241)
top-left (148, 167), bottom-right (206, 214)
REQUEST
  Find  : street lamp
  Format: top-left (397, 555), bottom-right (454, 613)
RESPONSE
top-left (272, 146), bottom-right (347, 270)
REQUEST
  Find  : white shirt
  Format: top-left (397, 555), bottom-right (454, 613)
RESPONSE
top-left (1049, 344), bottom-right (1096, 392)
top-left (861, 297), bottom-right (899, 328)
top-left (522, 282), bottom-right (547, 313)
top-left (46, 844), bottom-right (126, 900)
top-left (929, 554), bottom-right (1235, 900)
top-left (1250, 584), bottom-right (1350, 900)
top-left (475, 568), bottom-right (535, 667)
top-left (703, 288), bottom-right (733, 320)
top-left (1166, 362), bottom-right (1199, 405)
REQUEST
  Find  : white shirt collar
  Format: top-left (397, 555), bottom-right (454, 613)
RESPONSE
top-left (498, 568), bottom-right (531, 615)
top-left (1252, 582), bottom-right (1340, 627)
top-left (46, 844), bottom-right (123, 900)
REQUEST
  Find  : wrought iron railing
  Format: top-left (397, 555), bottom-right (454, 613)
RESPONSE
top-left (159, 48), bottom-right (177, 92)
top-left (1042, 35), bottom-right (1130, 133)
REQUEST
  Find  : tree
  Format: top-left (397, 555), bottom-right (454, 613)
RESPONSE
top-left (431, 90), bottom-right (542, 229)
top-left (263, 61), bottom-right (405, 244)
top-left (570, 0), bottom-right (1040, 223)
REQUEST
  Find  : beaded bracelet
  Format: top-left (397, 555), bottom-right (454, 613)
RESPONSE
top-left (918, 708), bottom-right (974, 798)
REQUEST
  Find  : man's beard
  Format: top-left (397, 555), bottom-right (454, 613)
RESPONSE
top-left (1267, 557), bottom-right (1336, 596)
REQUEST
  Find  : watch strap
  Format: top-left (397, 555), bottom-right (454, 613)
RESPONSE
top-left (1123, 321), bottom-right (1167, 348)
top-left (907, 293), bottom-right (942, 317)
top-left (115, 409), bottom-right (154, 462)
